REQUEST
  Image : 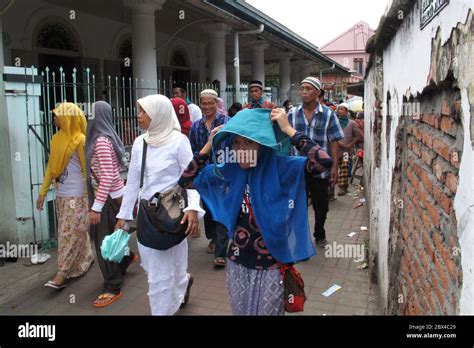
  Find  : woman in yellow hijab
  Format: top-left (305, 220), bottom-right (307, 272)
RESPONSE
top-left (36, 103), bottom-right (94, 289)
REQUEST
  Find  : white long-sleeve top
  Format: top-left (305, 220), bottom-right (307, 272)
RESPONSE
top-left (188, 103), bottom-right (202, 123)
top-left (116, 134), bottom-right (205, 221)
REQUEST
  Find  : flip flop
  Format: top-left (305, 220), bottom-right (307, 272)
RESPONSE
top-left (44, 280), bottom-right (67, 290)
top-left (206, 242), bottom-right (215, 254)
top-left (93, 292), bottom-right (123, 308)
top-left (214, 258), bottom-right (226, 268)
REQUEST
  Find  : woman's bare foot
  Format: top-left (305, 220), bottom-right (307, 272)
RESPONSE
top-left (51, 273), bottom-right (66, 286)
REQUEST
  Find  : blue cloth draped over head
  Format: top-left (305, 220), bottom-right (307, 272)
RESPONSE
top-left (193, 108), bottom-right (316, 264)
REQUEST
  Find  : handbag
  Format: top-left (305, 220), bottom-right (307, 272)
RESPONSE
top-left (136, 139), bottom-right (189, 250)
top-left (278, 263), bottom-right (307, 313)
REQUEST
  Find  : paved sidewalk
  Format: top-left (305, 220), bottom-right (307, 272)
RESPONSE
top-left (0, 184), bottom-right (381, 316)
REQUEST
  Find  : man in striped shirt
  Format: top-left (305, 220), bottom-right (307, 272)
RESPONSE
top-left (288, 77), bottom-right (344, 247)
top-left (189, 89), bottom-right (230, 268)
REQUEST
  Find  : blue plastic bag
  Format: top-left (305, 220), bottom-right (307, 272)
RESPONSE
top-left (100, 229), bottom-right (131, 263)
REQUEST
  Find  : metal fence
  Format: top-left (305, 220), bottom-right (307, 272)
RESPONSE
top-left (39, 66), bottom-right (217, 147)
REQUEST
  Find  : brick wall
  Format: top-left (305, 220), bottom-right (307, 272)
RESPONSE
top-left (365, 3), bottom-right (472, 315)
top-left (394, 87), bottom-right (463, 315)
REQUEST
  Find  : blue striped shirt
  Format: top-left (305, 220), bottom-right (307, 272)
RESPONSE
top-left (288, 103), bottom-right (344, 179)
top-left (189, 113), bottom-right (230, 159)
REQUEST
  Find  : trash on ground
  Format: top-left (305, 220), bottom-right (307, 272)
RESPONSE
top-left (322, 284), bottom-right (342, 297)
top-left (347, 232), bottom-right (357, 237)
top-left (361, 226), bottom-right (368, 231)
top-left (357, 262), bottom-right (368, 270)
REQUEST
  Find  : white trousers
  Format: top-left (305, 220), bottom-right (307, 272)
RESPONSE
top-left (138, 240), bottom-right (189, 315)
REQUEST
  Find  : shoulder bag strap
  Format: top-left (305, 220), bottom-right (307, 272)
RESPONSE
top-left (139, 139), bottom-right (148, 189)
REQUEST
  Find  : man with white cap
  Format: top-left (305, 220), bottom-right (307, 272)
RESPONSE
top-left (243, 80), bottom-right (276, 109)
top-left (336, 103), bottom-right (363, 196)
top-left (189, 89), bottom-right (230, 267)
top-left (288, 77), bottom-right (344, 247)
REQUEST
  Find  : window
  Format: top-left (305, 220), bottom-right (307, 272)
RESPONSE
top-left (37, 23), bottom-right (78, 52)
top-left (354, 58), bottom-right (364, 75)
top-left (171, 50), bottom-right (188, 68)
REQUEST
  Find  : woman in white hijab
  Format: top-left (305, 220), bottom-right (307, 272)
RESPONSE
top-left (116, 94), bottom-right (205, 315)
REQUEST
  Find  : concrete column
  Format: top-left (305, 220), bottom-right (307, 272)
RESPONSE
top-left (290, 59), bottom-right (300, 85)
top-left (279, 53), bottom-right (292, 102)
top-left (0, 15), bottom-right (4, 70)
top-left (300, 61), bottom-right (314, 81)
top-left (123, 0), bottom-right (165, 95)
top-left (251, 42), bottom-right (269, 86)
top-left (202, 23), bottom-right (231, 99)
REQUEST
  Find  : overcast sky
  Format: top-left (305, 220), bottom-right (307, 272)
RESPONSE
top-left (246, 0), bottom-right (389, 47)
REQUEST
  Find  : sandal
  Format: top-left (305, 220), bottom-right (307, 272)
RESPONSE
top-left (317, 239), bottom-right (328, 248)
top-left (214, 258), bottom-right (226, 268)
top-left (93, 292), bottom-right (123, 308)
top-left (338, 189), bottom-right (347, 196)
top-left (44, 280), bottom-right (67, 290)
top-left (206, 242), bottom-right (215, 254)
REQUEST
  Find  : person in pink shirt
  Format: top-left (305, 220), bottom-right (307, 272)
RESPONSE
top-left (336, 103), bottom-right (363, 196)
top-left (86, 101), bottom-right (138, 308)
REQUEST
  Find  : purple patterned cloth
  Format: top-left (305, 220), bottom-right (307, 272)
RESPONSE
top-left (227, 259), bottom-right (284, 316)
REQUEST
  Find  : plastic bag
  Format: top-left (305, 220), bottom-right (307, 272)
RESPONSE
top-left (100, 229), bottom-right (131, 263)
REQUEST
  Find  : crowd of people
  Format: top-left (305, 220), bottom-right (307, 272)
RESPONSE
top-left (36, 76), bottom-right (363, 316)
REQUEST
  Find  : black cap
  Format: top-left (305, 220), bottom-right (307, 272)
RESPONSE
top-left (173, 82), bottom-right (187, 91)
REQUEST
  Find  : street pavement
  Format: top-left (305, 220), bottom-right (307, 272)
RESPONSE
top-left (0, 183), bottom-right (381, 316)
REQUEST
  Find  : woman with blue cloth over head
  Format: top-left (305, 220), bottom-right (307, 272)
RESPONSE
top-left (179, 107), bottom-right (333, 315)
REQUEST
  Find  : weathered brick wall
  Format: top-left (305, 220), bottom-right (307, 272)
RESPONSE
top-left (365, 4), bottom-right (473, 315)
top-left (386, 96), bottom-right (408, 315)
top-left (395, 87), bottom-right (463, 315)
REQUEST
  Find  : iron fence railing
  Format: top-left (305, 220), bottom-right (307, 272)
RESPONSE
top-left (39, 66), bottom-right (218, 148)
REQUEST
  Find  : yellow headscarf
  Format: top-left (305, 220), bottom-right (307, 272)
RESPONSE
top-left (39, 103), bottom-right (87, 196)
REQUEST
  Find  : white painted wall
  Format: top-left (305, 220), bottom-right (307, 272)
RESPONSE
top-left (457, 90), bottom-right (474, 314)
top-left (364, 0), bottom-right (473, 313)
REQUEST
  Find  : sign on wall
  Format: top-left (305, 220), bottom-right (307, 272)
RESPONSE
top-left (420, 0), bottom-right (450, 29)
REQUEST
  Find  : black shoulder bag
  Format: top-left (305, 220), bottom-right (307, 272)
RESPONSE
top-left (136, 139), bottom-right (189, 250)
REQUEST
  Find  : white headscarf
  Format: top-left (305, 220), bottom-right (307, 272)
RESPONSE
top-left (137, 94), bottom-right (183, 147)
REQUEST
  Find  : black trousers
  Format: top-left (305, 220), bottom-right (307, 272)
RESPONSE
top-left (202, 201), bottom-right (229, 259)
top-left (306, 176), bottom-right (330, 242)
top-left (90, 197), bottom-right (134, 295)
